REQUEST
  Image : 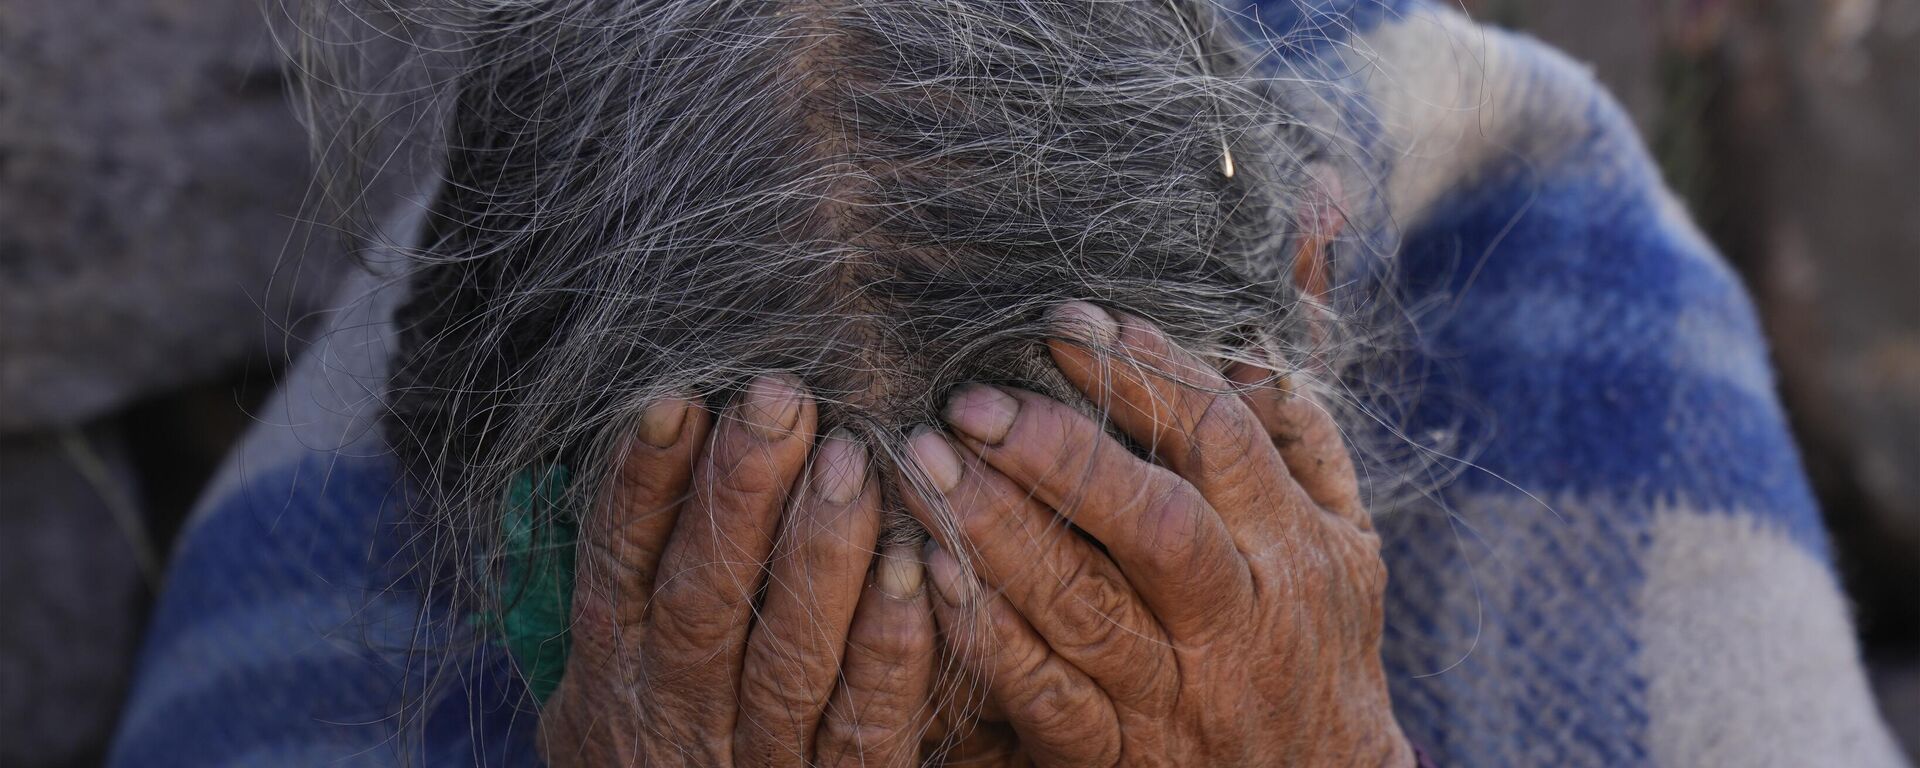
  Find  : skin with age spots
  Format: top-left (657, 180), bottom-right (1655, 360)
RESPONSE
top-left (539, 303), bottom-right (1411, 767)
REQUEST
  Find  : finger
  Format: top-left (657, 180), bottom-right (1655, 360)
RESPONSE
top-left (570, 396), bottom-right (712, 670)
top-left (939, 386), bottom-right (1250, 632)
top-left (735, 431), bottom-right (883, 766)
top-left (639, 375), bottom-right (816, 750)
top-left (1225, 363), bottom-right (1368, 528)
top-left (815, 546), bottom-right (936, 768)
top-left (925, 542), bottom-right (1121, 768)
top-left (1043, 302), bottom-right (1300, 539)
top-left (901, 428), bottom-right (1174, 707)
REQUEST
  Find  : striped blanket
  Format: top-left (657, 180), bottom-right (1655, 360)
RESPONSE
top-left (109, 1), bottom-right (1908, 765)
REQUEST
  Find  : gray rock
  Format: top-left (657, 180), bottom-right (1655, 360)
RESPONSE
top-left (0, 0), bottom-right (344, 433)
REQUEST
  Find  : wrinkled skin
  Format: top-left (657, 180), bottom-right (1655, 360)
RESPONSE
top-left (540, 376), bottom-right (936, 767)
top-left (538, 303), bottom-right (1411, 767)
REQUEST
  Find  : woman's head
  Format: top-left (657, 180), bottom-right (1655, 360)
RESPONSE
top-left (283, 1), bottom-right (1419, 751)
top-left (362, 0), bottom-right (1332, 544)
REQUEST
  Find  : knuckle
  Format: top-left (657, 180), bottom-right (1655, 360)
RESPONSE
top-left (1013, 671), bottom-right (1086, 731)
top-left (1042, 561), bottom-right (1178, 707)
top-left (1190, 384), bottom-right (1246, 435)
top-left (646, 570), bottom-right (744, 649)
top-left (833, 672), bottom-right (917, 731)
top-left (1042, 559), bottom-right (1133, 655)
top-left (841, 661), bottom-right (918, 713)
top-left (851, 611), bottom-right (933, 664)
top-left (1136, 477), bottom-right (1206, 558)
top-left (817, 708), bottom-right (908, 763)
top-left (1116, 465), bottom-right (1184, 519)
top-left (1185, 396), bottom-right (1262, 478)
top-left (1011, 667), bottom-right (1116, 759)
top-left (737, 645), bottom-right (829, 716)
top-left (583, 518), bottom-right (644, 563)
top-left (1116, 470), bottom-right (1226, 582)
top-left (992, 616), bottom-right (1054, 678)
top-left (755, 612), bottom-right (840, 675)
top-left (578, 528), bottom-right (661, 595)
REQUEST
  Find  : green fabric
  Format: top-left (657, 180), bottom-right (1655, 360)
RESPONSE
top-left (486, 466), bottom-right (576, 703)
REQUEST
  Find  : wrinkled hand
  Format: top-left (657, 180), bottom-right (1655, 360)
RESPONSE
top-left (539, 377), bottom-right (937, 767)
top-left (902, 302), bottom-right (1412, 767)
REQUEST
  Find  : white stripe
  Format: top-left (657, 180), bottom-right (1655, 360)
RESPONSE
top-left (1637, 510), bottom-right (1906, 766)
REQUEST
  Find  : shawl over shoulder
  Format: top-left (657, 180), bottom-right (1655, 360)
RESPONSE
top-left (109, 2), bottom-right (1907, 765)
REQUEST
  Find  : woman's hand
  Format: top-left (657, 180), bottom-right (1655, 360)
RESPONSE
top-left (902, 302), bottom-right (1412, 767)
top-left (535, 303), bottom-right (1409, 766)
top-left (539, 377), bottom-right (937, 767)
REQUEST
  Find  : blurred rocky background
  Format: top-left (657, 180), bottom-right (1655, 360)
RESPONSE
top-left (0, 0), bottom-right (346, 764)
top-left (1469, 0), bottom-right (1920, 756)
top-left (1, 0), bottom-right (1915, 764)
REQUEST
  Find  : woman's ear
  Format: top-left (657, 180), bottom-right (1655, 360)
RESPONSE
top-left (1270, 167), bottom-right (1347, 381)
top-left (1289, 168), bottom-right (1346, 300)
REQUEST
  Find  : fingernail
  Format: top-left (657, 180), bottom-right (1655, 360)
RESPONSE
top-left (943, 385), bottom-right (1019, 445)
top-left (635, 396), bottom-right (690, 447)
top-left (1049, 301), bottom-right (1118, 345)
top-left (907, 427), bottom-right (963, 492)
top-left (923, 540), bottom-right (973, 606)
top-left (740, 375), bottom-right (804, 439)
top-left (814, 429), bottom-right (868, 504)
top-left (876, 543), bottom-right (924, 598)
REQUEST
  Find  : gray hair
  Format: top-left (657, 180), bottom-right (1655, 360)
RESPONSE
top-left (290, 0), bottom-right (1419, 746)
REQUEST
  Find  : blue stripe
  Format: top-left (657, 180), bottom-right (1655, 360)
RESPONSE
top-left (112, 651), bottom-right (535, 767)
top-left (148, 455), bottom-right (414, 626)
top-left (1391, 138), bottom-right (1827, 553)
top-left (1239, 0), bottom-right (1413, 52)
top-left (113, 452), bottom-right (540, 766)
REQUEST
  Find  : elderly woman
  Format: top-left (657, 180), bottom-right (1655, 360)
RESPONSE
top-left (110, 0), bottom-right (1906, 765)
